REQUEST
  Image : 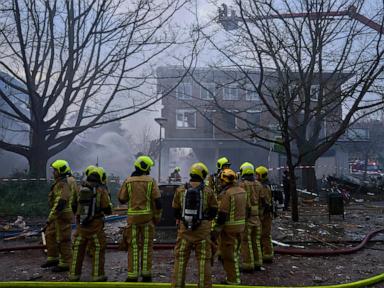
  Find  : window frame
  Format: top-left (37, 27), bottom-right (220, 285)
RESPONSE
top-left (223, 84), bottom-right (239, 100)
top-left (176, 82), bottom-right (192, 100)
top-left (176, 108), bottom-right (197, 129)
top-left (200, 83), bottom-right (215, 100)
top-left (245, 84), bottom-right (260, 101)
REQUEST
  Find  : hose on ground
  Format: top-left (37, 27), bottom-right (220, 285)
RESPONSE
top-left (1, 271), bottom-right (384, 288)
top-left (0, 229), bottom-right (383, 287)
top-left (1, 228), bottom-right (383, 255)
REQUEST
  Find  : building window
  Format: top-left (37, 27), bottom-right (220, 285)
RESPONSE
top-left (245, 84), bottom-right (260, 101)
top-left (223, 84), bottom-right (239, 100)
top-left (200, 83), bottom-right (215, 100)
top-left (310, 85), bottom-right (321, 101)
top-left (222, 110), bottom-right (239, 129)
top-left (176, 82), bottom-right (192, 99)
top-left (176, 109), bottom-right (196, 129)
top-left (246, 110), bottom-right (261, 124)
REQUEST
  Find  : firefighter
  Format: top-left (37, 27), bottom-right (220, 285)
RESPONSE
top-left (69, 167), bottom-right (113, 282)
top-left (118, 155), bottom-right (162, 282)
top-left (208, 157), bottom-right (231, 195)
top-left (41, 160), bottom-right (77, 272)
top-left (171, 162), bottom-right (218, 288)
top-left (169, 166), bottom-right (182, 183)
top-left (211, 169), bottom-right (247, 285)
top-left (239, 162), bottom-right (263, 272)
top-left (256, 166), bottom-right (274, 262)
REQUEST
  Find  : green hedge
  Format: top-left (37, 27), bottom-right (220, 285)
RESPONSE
top-left (0, 180), bottom-right (50, 216)
top-left (0, 179), bottom-right (122, 217)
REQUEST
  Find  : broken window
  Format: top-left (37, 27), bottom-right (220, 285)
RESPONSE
top-left (176, 109), bottom-right (196, 128)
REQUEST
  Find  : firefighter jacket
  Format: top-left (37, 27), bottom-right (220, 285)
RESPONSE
top-left (239, 179), bottom-right (261, 226)
top-left (208, 172), bottom-right (223, 195)
top-left (258, 180), bottom-right (272, 217)
top-left (216, 184), bottom-right (247, 233)
top-left (48, 175), bottom-right (77, 223)
top-left (172, 181), bottom-right (218, 242)
top-left (118, 175), bottom-right (161, 224)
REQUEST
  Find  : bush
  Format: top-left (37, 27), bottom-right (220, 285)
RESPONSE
top-left (0, 177), bottom-right (50, 217)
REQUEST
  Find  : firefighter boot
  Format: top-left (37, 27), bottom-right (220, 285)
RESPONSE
top-left (41, 259), bottom-right (59, 268)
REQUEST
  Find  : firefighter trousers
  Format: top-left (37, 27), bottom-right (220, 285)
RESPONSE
top-left (220, 230), bottom-right (242, 285)
top-left (45, 212), bottom-right (72, 267)
top-left (124, 222), bottom-right (154, 280)
top-left (241, 223), bottom-right (262, 270)
top-left (69, 220), bottom-right (106, 281)
top-left (171, 236), bottom-right (212, 288)
top-left (260, 214), bottom-right (273, 260)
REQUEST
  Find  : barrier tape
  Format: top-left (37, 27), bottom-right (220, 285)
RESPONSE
top-left (0, 166), bottom-right (374, 182)
top-left (0, 178), bottom-right (121, 183)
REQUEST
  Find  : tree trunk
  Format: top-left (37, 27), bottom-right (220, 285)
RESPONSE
top-left (284, 140), bottom-right (299, 222)
top-left (28, 132), bottom-right (49, 178)
top-left (301, 161), bottom-right (317, 194)
top-left (363, 152), bottom-right (369, 181)
top-left (289, 169), bottom-right (299, 222)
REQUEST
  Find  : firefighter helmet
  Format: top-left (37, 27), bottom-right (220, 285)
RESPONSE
top-left (134, 155), bottom-right (154, 172)
top-left (220, 168), bottom-right (237, 184)
top-left (240, 162), bottom-right (255, 176)
top-left (217, 157), bottom-right (231, 170)
top-left (98, 167), bottom-right (107, 184)
top-left (85, 165), bottom-right (97, 177)
top-left (255, 166), bottom-right (269, 181)
top-left (189, 162), bottom-right (209, 180)
top-left (51, 160), bottom-right (71, 175)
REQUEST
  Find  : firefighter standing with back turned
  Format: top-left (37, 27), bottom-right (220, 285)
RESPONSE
top-left (256, 166), bottom-right (274, 262)
top-left (211, 169), bottom-right (247, 285)
top-left (171, 162), bottom-right (218, 288)
top-left (239, 162), bottom-right (263, 272)
top-left (118, 155), bottom-right (162, 282)
top-left (208, 157), bottom-right (231, 195)
top-left (69, 166), bottom-right (113, 282)
top-left (41, 160), bottom-right (77, 272)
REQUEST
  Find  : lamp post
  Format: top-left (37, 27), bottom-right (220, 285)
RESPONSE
top-left (155, 117), bottom-right (167, 183)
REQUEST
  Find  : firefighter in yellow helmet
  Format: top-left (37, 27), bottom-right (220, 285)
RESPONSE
top-left (255, 166), bottom-right (274, 262)
top-left (208, 157), bottom-right (231, 195)
top-left (69, 167), bottom-right (113, 282)
top-left (171, 162), bottom-right (218, 288)
top-left (169, 166), bottom-right (182, 183)
top-left (239, 162), bottom-right (263, 272)
top-left (118, 155), bottom-right (162, 282)
top-left (41, 160), bottom-right (78, 272)
top-left (211, 168), bottom-right (246, 285)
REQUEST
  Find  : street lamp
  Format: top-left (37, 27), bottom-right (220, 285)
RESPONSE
top-left (155, 117), bottom-right (167, 183)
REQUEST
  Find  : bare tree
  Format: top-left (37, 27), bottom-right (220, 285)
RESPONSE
top-left (0, 0), bottom-right (190, 177)
top-left (191, 0), bottom-right (384, 221)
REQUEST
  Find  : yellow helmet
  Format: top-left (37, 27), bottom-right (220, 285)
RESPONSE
top-left (51, 159), bottom-right (71, 175)
top-left (240, 162), bottom-right (255, 176)
top-left (189, 162), bottom-right (209, 180)
top-left (217, 157), bottom-right (231, 170)
top-left (98, 167), bottom-right (107, 184)
top-left (134, 155), bottom-right (154, 172)
top-left (175, 166), bottom-right (181, 172)
top-left (85, 165), bottom-right (97, 176)
top-left (255, 166), bottom-right (268, 181)
top-left (220, 168), bottom-right (237, 184)
top-left (86, 166), bottom-right (105, 183)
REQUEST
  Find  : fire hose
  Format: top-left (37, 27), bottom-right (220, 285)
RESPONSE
top-left (0, 228), bottom-right (383, 287)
